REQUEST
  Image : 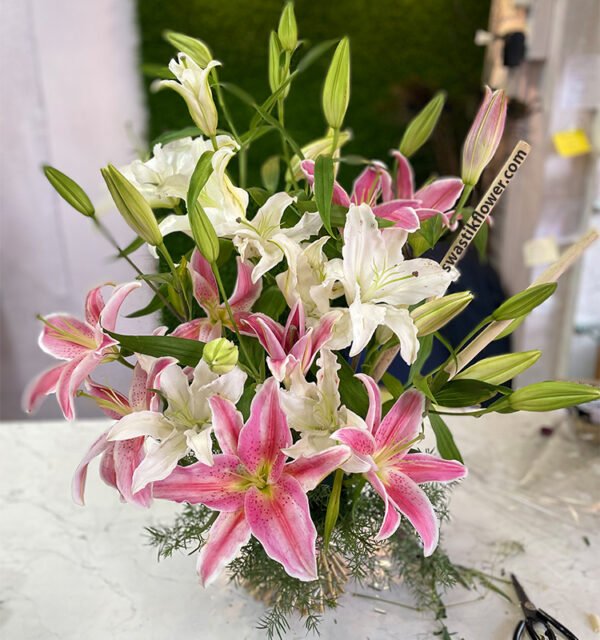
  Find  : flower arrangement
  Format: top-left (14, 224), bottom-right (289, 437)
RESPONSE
top-left (26, 4), bottom-right (599, 637)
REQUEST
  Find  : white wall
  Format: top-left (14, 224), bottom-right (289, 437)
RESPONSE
top-left (0, 0), bottom-right (155, 420)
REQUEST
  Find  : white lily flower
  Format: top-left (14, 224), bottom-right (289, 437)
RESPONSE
top-left (233, 192), bottom-right (322, 283)
top-left (155, 54), bottom-right (220, 137)
top-left (107, 360), bottom-right (246, 492)
top-left (328, 203), bottom-right (456, 362)
top-left (280, 349), bottom-right (369, 472)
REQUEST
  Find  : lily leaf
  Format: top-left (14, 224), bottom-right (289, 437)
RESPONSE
top-left (107, 331), bottom-right (205, 367)
top-left (314, 155), bottom-right (334, 236)
top-left (428, 413), bottom-right (464, 463)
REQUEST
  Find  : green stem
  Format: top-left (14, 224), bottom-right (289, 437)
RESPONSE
top-left (210, 135), bottom-right (219, 152)
top-left (277, 94), bottom-right (299, 191)
top-left (158, 243), bottom-right (192, 320)
top-left (117, 355), bottom-right (135, 370)
top-left (331, 127), bottom-right (340, 156)
top-left (323, 469), bottom-right (344, 551)
top-left (449, 183), bottom-right (473, 225)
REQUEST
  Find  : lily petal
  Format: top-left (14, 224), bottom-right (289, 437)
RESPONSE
top-left (107, 410), bottom-right (173, 441)
top-left (391, 151), bottom-right (415, 199)
top-left (285, 446), bottom-right (350, 491)
top-left (171, 318), bottom-right (222, 342)
top-left (228, 258), bottom-right (262, 314)
top-left (39, 314), bottom-right (96, 360)
top-left (57, 352), bottom-right (101, 420)
top-left (197, 509), bottom-right (251, 586)
top-left (131, 432), bottom-right (187, 492)
top-left (332, 427), bottom-right (376, 457)
top-left (189, 249), bottom-right (220, 313)
top-left (372, 202), bottom-right (420, 232)
top-left (397, 453), bottom-right (467, 484)
top-left (113, 437), bottom-right (152, 507)
top-left (72, 431), bottom-right (111, 506)
top-left (300, 159), bottom-right (350, 207)
top-left (375, 389), bottom-right (424, 452)
top-left (209, 396), bottom-right (244, 456)
top-left (22, 363), bottom-right (66, 414)
top-left (355, 373), bottom-right (382, 433)
top-left (367, 470), bottom-right (402, 540)
top-left (85, 379), bottom-right (130, 419)
top-left (245, 475), bottom-right (318, 582)
top-left (415, 178), bottom-right (463, 212)
top-left (241, 315), bottom-right (287, 361)
top-left (99, 282), bottom-right (141, 332)
top-left (85, 286), bottom-right (105, 326)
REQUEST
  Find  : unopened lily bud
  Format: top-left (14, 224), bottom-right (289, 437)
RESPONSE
top-left (101, 165), bottom-right (163, 246)
top-left (155, 54), bottom-right (220, 138)
top-left (399, 91), bottom-right (446, 158)
top-left (322, 37), bottom-right (350, 130)
top-left (461, 87), bottom-right (507, 186)
top-left (277, 3), bottom-right (298, 53)
top-left (289, 128), bottom-right (352, 181)
top-left (507, 381), bottom-right (600, 412)
top-left (203, 338), bottom-right (239, 374)
top-left (454, 350), bottom-right (541, 385)
top-left (411, 292), bottom-right (473, 336)
top-left (43, 165), bottom-right (95, 217)
top-left (163, 31), bottom-right (213, 68)
top-left (268, 31), bottom-right (289, 97)
top-left (189, 201), bottom-right (219, 263)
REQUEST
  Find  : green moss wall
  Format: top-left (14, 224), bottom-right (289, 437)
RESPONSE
top-left (136, 0), bottom-right (490, 184)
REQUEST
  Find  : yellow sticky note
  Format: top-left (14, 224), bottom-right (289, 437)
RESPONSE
top-left (553, 129), bottom-right (592, 157)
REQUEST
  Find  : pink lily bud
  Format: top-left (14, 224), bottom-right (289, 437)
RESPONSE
top-left (461, 87), bottom-right (507, 187)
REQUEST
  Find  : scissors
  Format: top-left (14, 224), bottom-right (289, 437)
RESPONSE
top-left (511, 574), bottom-right (579, 639)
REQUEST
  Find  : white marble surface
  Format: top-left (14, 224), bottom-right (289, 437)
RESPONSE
top-left (1, 411), bottom-right (599, 639)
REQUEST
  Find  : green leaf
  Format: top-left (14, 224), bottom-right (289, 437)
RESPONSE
top-left (428, 413), bottom-right (463, 463)
top-left (116, 235), bottom-right (145, 258)
top-left (472, 219), bottom-right (488, 262)
top-left (260, 155), bottom-right (280, 193)
top-left (247, 187), bottom-right (270, 207)
top-left (107, 331), bottom-right (204, 367)
top-left (187, 151), bottom-right (215, 208)
top-left (141, 63), bottom-right (174, 79)
top-left (323, 469), bottom-right (343, 550)
top-left (151, 127), bottom-right (203, 147)
top-left (330, 204), bottom-right (348, 227)
top-left (434, 379), bottom-right (499, 408)
top-left (492, 283), bottom-right (557, 321)
top-left (381, 372), bottom-right (404, 399)
top-left (254, 286), bottom-right (287, 320)
top-left (408, 334), bottom-right (434, 384)
top-left (126, 290), bottom-right (167, 318)
top-left (43, 165), bottom-right (95, 217)
top-left (412, 374), bottom-right (435, 401)
top-left (337, 355), bottom-right (368, 416)
top-left (295, 38), bottom-right (338, 73)
top-left (314, 155), bottom-right (334, 236)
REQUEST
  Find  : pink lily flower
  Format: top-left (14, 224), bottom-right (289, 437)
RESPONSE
top-left (23, 281), bottom-right (141, 420)
top-left (152, 378), bottom-right (350, 584)
top-left (71, 355), bottom-right (174, 508)
top-left (240, 300), bottom-right (337, 382)
top-left (171, 248), bottom-right (261, 341)
top-left (333, 378), bottom-right (467, 556)
top-left (301, 158), bottom-right (463, 232)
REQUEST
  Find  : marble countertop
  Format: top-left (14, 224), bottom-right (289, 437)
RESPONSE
top-left (1, 410), bottom-right (599, 639)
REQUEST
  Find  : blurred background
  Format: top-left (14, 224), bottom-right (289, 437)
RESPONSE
top-left (1, 0), bottom-right (599, 420)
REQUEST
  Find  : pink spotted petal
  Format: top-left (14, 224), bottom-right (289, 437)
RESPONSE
top-left (56, 352), bottom-right (101, 420)
top-left (397, 453), bottom-right (467, 484)
top-left (332, 427), bottom-right (376, 457)
top-left (113, 438), bottom-right (152, 507)
top-left (285, 446), bottom-right (350, 491)
top-left (300, 159), bottom-right (350, 208)
top-left (85, 286), bottom-right (105, 326)
top-left (241, 315), bottom-right (286, 361)
top-left (385, 468), bottom-right (439, 556)
top-left (99, 445), bottom-right (117, 488)
top-left (355, 373), bottom-right (382, 433)
top-left (85, 379), bottom-right (130, 419)
top-left (245, 475), bottom-right (318, 582)
top-left (238, 378), bottom-right (290, 482)
top-left (99, 281), bottom-right (141, 332)
top-left (144, 356), bottom-right (178, 412)
top-left (283, 300), bottom-right (305, 350)
top-left (391, 151), bottom-right (415, 199)
top-left (22, 363), bottom-right (66, 414)
top-left (288, 333), bottom-right (312, 373)
top-left (372, 202), bottom-right (420, 232)
top-left (197, 509), bottom-right (251, 586)
top-left (171, 318), bottom-right (221, 342)
top-left (415, 178), bottom-right (463, 212)
top-left (152, 454), bottom-right (246, 511)
top-left (209, 396), bottom-right (244, 456)
top-left (375, 389), bottom-right (424, 453)
top-left (72, 431), bottom-right (111, 506)
top-left (189, 249), bottom-right (219, 313)
top-left (39, 313), bottom-right (96, 360)
top-left (228, 258), bottom-right (262, 314)
top-left (367, 471), bottom-right (401, 540)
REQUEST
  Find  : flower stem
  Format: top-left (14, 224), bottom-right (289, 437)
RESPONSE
top-left (158, 243), bottom-right (192, 320)
top-left (449, 183), bottom-right (473, 226)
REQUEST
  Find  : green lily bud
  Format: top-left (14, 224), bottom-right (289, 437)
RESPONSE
top-left (101, 165), bottom-right (163, 246)
top-left (411, 292), bottom-right (473, 336)
top-left (454, 350), bottom-right (541, 385)
top-left (399, 91), bottom-right (446, 158)
top-left (322, 37), bottom-right (350, 130)
top-left (203, 338), bottom-right (239, 374)
top-left (268, 31), bottom-right (285, 94)
top-left (277, 3), bottom-right (298, 53)
top-left (507, 381), bottom-right (600, 411)
top-left (163, 31), bottom-right (212, 68)
top-left (43, 165), bottom-right (95, 217)
top-left (189, 200), bottom-right (219, 264)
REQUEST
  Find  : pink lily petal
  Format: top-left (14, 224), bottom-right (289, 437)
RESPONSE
top-left (415, 207), bottom-right (445, 222)
top-left (397, 453), bottom-right (467, 484)
top-left (209, 396), bottom-right (244, 456)
top-left (39, 313), bottom-right (96, 360)
top-left (351, 163), bottom-right (388, 206)
top-left (355, 373), bottom-right (382, 433)
top-left (372, 202), bottom-right (420, 232)
top-left (367, 471), bottom-right (401, 540)
top-left (333, 427), bottom-right (376, 457)
top-left (72, 431), bottom-right (111, 506)
top-left (56, 352), bottom-right (101, 420)
top-left (99, 281), bottom-right (141, 332)
top-left (375, 389), bottom-right (424, 452)
top-left (127, 364), bottom-right (149, 412)
top-left (300, 159), bottom-right (351, 208)
top-left (237, 378), bottom-right (290, 482)
top-left (152, 454), bottom-right (245, 511)
top-left (113, 438), bottom-right (152, 507)
top-left (391, 151), bottom-right (415, 199)
top-left (85, 286), bottom-right (105, 326)
top-left (241, 315), bottom-right (287, 361)
top-left (22, 362), bottom-right (66, 414)
top-left (197, 509), bottom-right (251, 587)
top-left (189, 249), bottom-right (219, 313)
top-left (171, 318), bottom-right (222, 342)
top-left (285, 446), bottom-right (350, 491)
top-left (85, 379), bottom-right (130, 419)
top-left (99, 444), bottom-right (117, 489)
top-left (228, 258), bottom-right (262, 314)
top-left (415, 178), bottom-right (463, 212)
top-left (283, 300), bottom-right (305, 351)
top-left (245, 474), bottom-right (318, 582)
top-left (385, 468), bottom-right (439, 556)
